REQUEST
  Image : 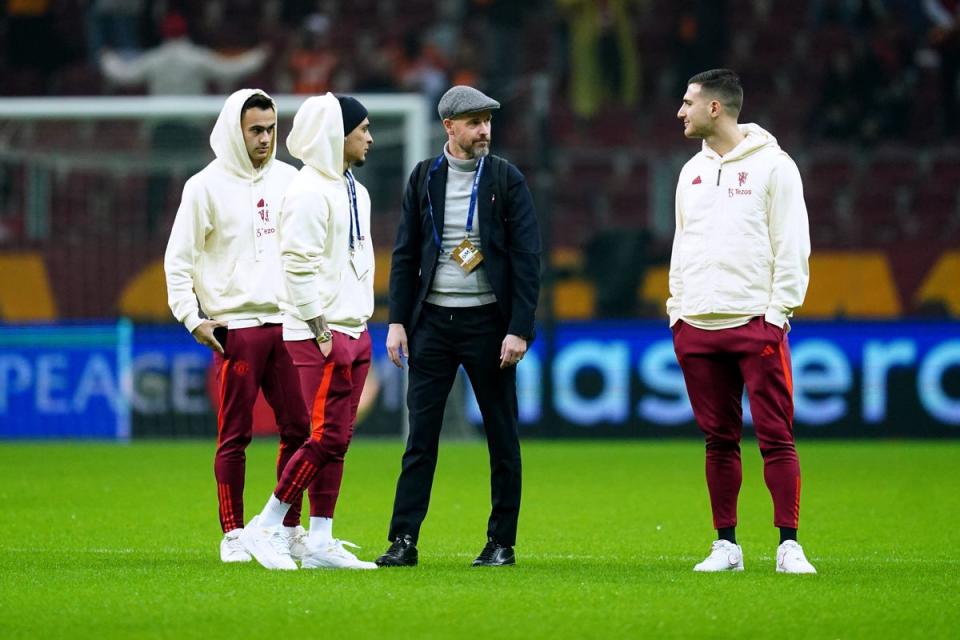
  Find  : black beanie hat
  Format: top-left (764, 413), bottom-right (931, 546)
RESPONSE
top-left (337, 96), bottom-right (368, 136)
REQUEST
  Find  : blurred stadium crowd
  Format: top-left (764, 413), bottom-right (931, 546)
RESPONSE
top-left (1, 0), bottom-right (959, 322)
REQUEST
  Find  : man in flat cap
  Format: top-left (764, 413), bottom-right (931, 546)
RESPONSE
top-left (376, 85), bottom-right (541, 568)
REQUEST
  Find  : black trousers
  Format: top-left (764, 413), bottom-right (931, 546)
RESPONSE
top-left (388, 302), bottom-right (522, 546)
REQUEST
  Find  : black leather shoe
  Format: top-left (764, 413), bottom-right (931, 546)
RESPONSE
top-left (375, 534), bottom-right (418, 567)
top-left (472, 539), bottom-right (515, 566)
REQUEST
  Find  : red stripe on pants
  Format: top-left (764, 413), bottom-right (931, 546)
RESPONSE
top-left (218, 482), bottom-right (236, 531)
top-left (310, 361), bottom-right (337, 441)
top-left (216, 359), bottom-right (230, 445)
top-left (779, 342), bottom-right (794, 398)
top-left (279, 459), bottom-right (317, 503)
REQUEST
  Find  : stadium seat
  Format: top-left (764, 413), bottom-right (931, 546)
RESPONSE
top-left (803, 252), bottom-right (902, 317)
top-left (852, 190), bottom-right (906, 247)
top-left (640, 265), bottom-right (669, 312)
top-left (926, 152), bottom-right (960, 191)
top-left (0, 252), bottom-right (58, 320)
top-left (864, 149), bottom-right (919, 190)
top-left (806, 148), bottom-right (858, 189)
top-left (553, 277), bottom-right (595, 320)
top-left (804, 188), bottom-right (842, 248)
top-left (607, 160), bottom-right (649, 228)
top-left (916, 251), bottom-right (960, 315)
top-left (118, 259), bottom-right (169, 321)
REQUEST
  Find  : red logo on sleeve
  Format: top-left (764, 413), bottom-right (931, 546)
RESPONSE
top-left (692, 176), bottom-right (702, 185)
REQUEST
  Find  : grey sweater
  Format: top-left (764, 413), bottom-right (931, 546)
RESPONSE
top-left (425, 145), bottom-right (497, 307)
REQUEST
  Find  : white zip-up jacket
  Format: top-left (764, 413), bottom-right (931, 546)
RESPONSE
top-left (667, 123), bottom-right (810, 330)
top-left (164, 89), bottom-right (298, 333)
top-left (280, 93), bottom-right (374, 340)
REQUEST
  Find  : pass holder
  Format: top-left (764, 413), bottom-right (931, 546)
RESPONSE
top-left (451, 235), bottom-right (484, 273)
top-left (350, 247), bottom-right (371, 279)
top-left (345, 170), bottom-right (370, 279)
top-left (426, 155), bottom-right (487, 272)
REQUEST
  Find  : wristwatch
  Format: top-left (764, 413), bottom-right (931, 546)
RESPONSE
top-left (316, 330), bottom-right (333, 344)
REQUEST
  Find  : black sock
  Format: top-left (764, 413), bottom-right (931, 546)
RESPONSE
top-left (717, 527), bottom-right (736, 544)
top-left (779, 527), bottom-right (797, 544)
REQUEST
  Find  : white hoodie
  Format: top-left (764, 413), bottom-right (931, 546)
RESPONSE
top-left (164, 89), bottom-right (298, 333)
top-left (280, 93), bottom-right (374, 340)
top-left (667, 123), bottom-right (810, 330)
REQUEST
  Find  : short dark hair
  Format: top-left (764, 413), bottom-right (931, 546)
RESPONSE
top-left (241, 93), bottom-right (274, 116)
top-left (687, 69), bottom-right (743, 116)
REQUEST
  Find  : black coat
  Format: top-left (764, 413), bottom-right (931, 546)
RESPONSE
top-left (388, 154), bottom-right (541, 339)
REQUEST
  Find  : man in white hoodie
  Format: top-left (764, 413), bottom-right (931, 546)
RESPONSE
top-left (669, 69), bottom-right (816, 574)
top-left (241, 94), bottom-right (378, 570)
top-left (164, 89), bottom-right (309, 564)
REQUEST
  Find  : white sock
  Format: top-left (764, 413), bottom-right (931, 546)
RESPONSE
top-left (309, 517), bottom-right (333, 543)
top-left (258, 495), bottom-right (291, 528)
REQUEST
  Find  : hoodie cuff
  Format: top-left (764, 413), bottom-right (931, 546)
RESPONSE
top-left (764, 308), bottom-right (789, 331)
top-left (297, 298), bottom-right (325, 322)
top-left (184, 312), bottom-right (205, 334)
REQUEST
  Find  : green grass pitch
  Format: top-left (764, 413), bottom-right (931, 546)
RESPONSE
top-left (0, 439), bottom-right (957, 639)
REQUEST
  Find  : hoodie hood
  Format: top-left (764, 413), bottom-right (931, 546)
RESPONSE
top-left (209, 88), bottom-right (278, 181)
top-left (702, 122), bottom-right (779, 163)
top-left (286, 92), bottom-right (344, 181)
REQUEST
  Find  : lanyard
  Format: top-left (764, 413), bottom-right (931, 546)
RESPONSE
top-left (345, 170), bottom-right (362, 253)
top-left (425, 154), bottom-right (485, 252)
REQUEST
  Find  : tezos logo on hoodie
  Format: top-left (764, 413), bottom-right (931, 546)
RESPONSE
top-left (728, 172), bottom-right (751, 198)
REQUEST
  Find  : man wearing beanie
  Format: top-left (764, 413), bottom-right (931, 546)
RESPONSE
top-left (164, 90), bottom-right (309, 564)
top-left (241, 94), bottom-right (378, 570)
top-left (377, 86), bottom-right (541, 567)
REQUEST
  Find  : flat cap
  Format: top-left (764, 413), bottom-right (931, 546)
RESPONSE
top-left (437, 85), bottom-right (500, 120)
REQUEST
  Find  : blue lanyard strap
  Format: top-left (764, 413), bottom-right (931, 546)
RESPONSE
top-left (425, 154), bottom-right (485, 252)
top-left (345, 170), bottom-right (361, 252)
top-left (465, 155), bottom-right (485, 233)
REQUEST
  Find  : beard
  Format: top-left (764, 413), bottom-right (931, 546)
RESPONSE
top-left (471, 142), bottom-right (490, 158)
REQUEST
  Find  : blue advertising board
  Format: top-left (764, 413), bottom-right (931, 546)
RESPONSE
top-left (465, 321), bottom-right (960, 436)
top-left (0, 321), bottom-right (132, 439)
top-left (1, 321), bottom-right (958, 439)
top-left (0, 322), bottom-right (396, 439)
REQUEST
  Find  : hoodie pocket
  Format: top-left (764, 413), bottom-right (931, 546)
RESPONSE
top-left (218, 260), bottom-right (282, 309)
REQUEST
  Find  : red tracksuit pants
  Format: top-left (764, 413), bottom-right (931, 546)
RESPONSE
top-left (213, 324), bottom-right (310, 532)
top-left (274, 331), bottom-right (371, 517)
top-left (672, 316), bottom-right (801, 530)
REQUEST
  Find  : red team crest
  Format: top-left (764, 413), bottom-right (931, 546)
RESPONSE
top-left (738, 172), bottom-right (748, 186)
top-left (257, 198), bottom-right (269, 222)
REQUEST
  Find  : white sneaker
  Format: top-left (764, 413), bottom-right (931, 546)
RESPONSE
top-left (285, 525), bottom-right (308, 562)
top-left (240, 515), bottom-right (298, 570)
top-left (301, 538), bottom-right (378, 570)
top-left (693, 540), bottom-right (744, 572)
top-left (220, 529), bottom-right (252, 563)
top-left (776, 540), bottom-right (817, 574)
